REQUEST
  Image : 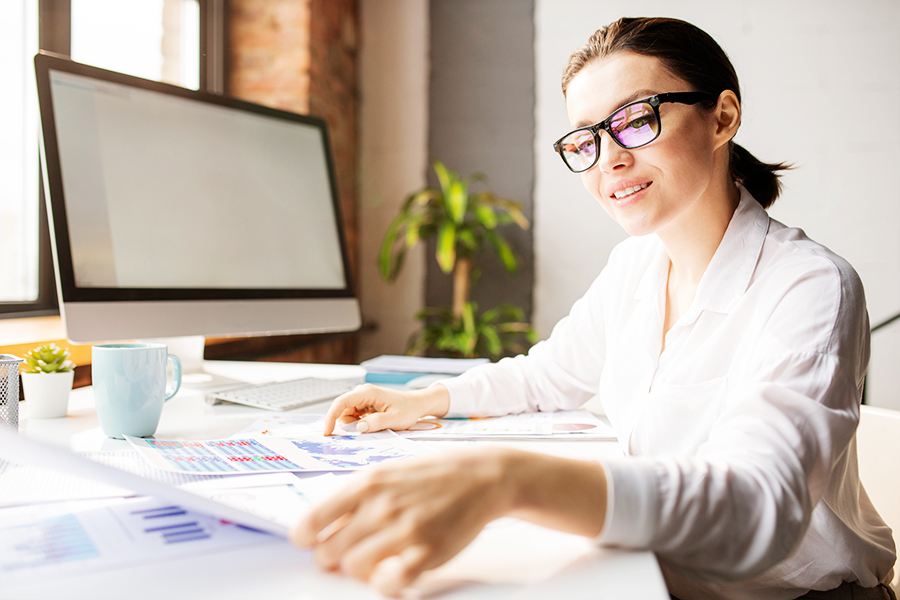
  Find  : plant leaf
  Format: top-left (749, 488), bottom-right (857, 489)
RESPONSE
top-left (482, 326), bottom-right (502, 357)
top-left (405, 216), bottom-right (422, 247)
top-left (473, 202), bottom-right (498, 229)
top-left (485, 229), bottom-right (518, 274)
top-left (457, 228), bottom-right (477, 252)
top-left (447, 179), bottom-right (467, 224)
top-left (487, 195), bottom-right (530, 230)
top-left (436, 221), bottom-right (457, 273)
top-left (433, 160), bottom-right (453, 197)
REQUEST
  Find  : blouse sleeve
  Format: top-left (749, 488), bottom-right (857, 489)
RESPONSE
top-left (598, 254), bottom-right (870, 580)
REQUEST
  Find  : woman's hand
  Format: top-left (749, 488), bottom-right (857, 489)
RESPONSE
top-left (290, 448), bottom-right (517, 597)
top-left (289, 447), bottom-right (608, 597)
top-left (322, 383), bottom-right (450, 435)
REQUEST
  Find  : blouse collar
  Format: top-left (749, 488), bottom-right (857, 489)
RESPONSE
top-left (633, 184), bottom-right (771, 318)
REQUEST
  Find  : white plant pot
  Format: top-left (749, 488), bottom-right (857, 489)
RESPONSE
top-left (22, 371), bottom-right (74, 418)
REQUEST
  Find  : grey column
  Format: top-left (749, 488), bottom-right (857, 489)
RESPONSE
top-left (427, 0), bottom-right (535, 338)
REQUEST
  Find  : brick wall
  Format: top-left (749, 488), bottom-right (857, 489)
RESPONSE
top-left (228, 0), bottom-right (312, 114)
top-left (309, 0), bottom-right (359, 284)
top-left (225, 0), bottom-right (360, 364)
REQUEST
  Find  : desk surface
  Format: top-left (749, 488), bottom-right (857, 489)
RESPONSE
top-left (8, 361), bottom-right (670, 600)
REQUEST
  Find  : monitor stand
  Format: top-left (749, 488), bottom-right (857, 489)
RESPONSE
top-left (141, 335), bottom-right (244, 391)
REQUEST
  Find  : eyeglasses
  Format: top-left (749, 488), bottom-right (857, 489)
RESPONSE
top-left (553, 92), bottom-right (715, 173)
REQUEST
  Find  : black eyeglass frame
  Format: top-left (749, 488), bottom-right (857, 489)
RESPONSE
top-left (553, 91), bottom-right (717, 173)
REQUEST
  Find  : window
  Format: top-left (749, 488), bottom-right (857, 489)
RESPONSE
top-left (0, 0), bottom-right (222, 319)
top-left (71, 0), bottom-right (200, 90)
top-left (0, 1), bottom-right (40, 306)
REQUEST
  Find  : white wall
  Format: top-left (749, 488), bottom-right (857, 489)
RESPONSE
top-left (358, 0), bottom-right (430, 360)
top-left (534, 0), bottom-right (900, 409)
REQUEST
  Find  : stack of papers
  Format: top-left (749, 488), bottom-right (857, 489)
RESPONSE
top-left (360, 354), bottom-right (489, 385)
top-left (0, 404), bottom-right (616, 584)
top-left (360, 355), bottom-right (489, 375)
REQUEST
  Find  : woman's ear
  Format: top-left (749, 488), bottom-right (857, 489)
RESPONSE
top-left (713, 90), bottom-right (741, 150)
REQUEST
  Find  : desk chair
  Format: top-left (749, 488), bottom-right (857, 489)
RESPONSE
top-left (857, 405), bottom-right (900, 592)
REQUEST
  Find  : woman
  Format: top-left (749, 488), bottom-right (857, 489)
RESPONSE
top-left (290, 17), bottom-right (897, 600)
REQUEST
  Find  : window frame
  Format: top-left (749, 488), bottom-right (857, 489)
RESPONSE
top-left (0, 0), bottom-right (227, 320)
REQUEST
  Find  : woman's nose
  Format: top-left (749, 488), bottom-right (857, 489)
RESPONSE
top-left (596, 132), bottom-right (630, 173)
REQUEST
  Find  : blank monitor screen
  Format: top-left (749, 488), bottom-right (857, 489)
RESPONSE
top-left (35, 53), bottom-right (360, 343)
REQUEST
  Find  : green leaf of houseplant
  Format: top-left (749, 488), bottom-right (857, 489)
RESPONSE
top-left (473, 203), bottom-right (498, 229)
top-left (485, 229), bottom-right (518, 274)
top-left (433, 160), bottom-right (454, 198)
top-left (447, 179), bottom-right (467, 224)
top-left (481, 325), bottom-right (503, 357)
top-left (436, 221), bottom-right (457, 274)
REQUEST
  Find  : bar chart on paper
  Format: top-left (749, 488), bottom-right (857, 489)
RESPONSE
top-left (127, 433), bottom-right (432, 473)
top-left (130, 504), bottom-right (213, 544)
top-left (1, 512), bottom-right (99, 572)
top-left (0, 498), bottom-right (277, 584)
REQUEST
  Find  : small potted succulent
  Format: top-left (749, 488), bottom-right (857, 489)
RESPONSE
top-left (21, 343), bottom-right (76, 418)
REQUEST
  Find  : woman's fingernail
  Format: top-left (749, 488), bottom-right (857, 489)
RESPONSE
top-left (357, 420), bottom-right (370, 433)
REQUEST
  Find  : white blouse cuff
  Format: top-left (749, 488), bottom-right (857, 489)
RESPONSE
top-left (595, 457), bottom-right (660, 548)
top-left (432, 376), bottom-right (475, 418)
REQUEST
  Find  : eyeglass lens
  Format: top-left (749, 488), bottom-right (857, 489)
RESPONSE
top-left (558, 101), bottom-right (660, 172)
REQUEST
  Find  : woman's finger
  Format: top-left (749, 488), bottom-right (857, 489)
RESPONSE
top-left (356, 409), bottom-right (394, 433)
top-left (323, 388), bottom-right (372, 435)
top-left (337, 525), bottom-right (427, 584)
top-left (313, 503), bottom-right (400, 573)
top-left (369, 544), bottom-right (434, 598)
top-left (289, 474), bottom-right (372, 547)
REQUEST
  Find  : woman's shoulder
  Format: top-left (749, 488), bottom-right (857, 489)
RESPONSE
top-left (761, 218), bottom-right (863, 297)
top-left (753, 217), bottom-right (867, 354)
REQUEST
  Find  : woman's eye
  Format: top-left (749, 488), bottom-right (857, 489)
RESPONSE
top-left (628, 116), bottom-right (652, 129)
top-left (575, 140), bottom-right (594, 154)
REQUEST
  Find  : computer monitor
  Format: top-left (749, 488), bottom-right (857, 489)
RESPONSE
top-left (34, 52), bottom-right (361, 350)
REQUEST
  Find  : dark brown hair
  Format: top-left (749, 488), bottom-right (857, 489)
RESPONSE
top-left (562, 17), bottom-right (790, 208)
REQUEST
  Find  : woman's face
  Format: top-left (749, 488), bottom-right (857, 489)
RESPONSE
top-left (564, 52), bottom-right (723, 238)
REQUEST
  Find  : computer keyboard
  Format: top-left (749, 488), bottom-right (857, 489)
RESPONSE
top-left (205, 377), bottom-right (361, 411)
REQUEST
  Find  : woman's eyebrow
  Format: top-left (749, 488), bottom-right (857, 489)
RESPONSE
top-left (573, 89), bottom-right (658, 128)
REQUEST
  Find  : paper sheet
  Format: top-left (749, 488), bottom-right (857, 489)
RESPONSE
top-left (229, 413), bottom-right (357, 439)
top-left (360, 355), bottom-right (489, 374)
top-left (0, 451), bottom-right (228, 508)
top-left (396, 410), bottom-right (618, 440)
top-left (126, 432), bottom-right (430, 474)
top-left (0, 495), bottom-right (282, 584)
top-left (0, 469), bottom-right (348, 588)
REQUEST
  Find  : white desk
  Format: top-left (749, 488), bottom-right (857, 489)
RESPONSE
top-left (8, 361), bottom-right (670, 600)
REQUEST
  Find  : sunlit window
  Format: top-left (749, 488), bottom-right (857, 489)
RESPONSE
top-left (0, 0), bottom-right (200, 311)
top-left (0, 0), bottom-right (39, 304)
top-left (72, 0), bottom-right (200, 90)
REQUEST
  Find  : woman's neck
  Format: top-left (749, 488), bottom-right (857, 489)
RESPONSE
top-left (659, 179), bottom-right (741, 290)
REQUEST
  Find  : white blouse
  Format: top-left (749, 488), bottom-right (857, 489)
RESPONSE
top-left (441, 186), bottom-right (896, 600)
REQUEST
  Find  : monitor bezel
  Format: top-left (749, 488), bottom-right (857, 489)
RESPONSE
top-left (34, 51), bottom-right (357, 305)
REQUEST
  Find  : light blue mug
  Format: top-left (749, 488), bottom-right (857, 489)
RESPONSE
top-left (92, 343), bottom-right (182, 439)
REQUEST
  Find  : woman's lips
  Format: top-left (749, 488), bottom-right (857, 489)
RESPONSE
top-left (609, 181), bottom-right (652, 207)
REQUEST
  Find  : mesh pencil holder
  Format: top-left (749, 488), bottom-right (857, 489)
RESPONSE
top-left (0, 355), bottom-right (23, 430)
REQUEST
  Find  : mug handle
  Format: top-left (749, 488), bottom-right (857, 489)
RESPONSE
top-left (164, 354), bottom-right (182, 401)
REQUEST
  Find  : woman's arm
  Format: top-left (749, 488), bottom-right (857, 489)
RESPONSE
top-left (290, 448), bottom-right (608, 597)
top-left (321, 257), bottom-right (624, 435)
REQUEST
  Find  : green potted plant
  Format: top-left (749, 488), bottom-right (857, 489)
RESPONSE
top-left (380, 161), bottom-right (537, 359)
top-left (21, 343), bottom-right (76, 418)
